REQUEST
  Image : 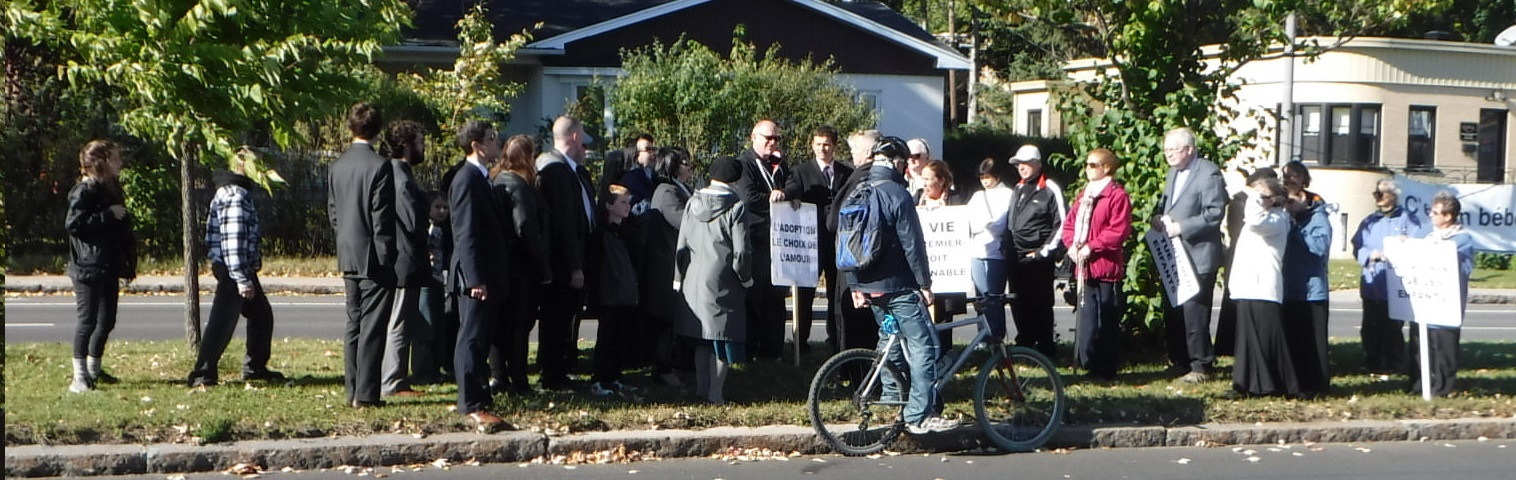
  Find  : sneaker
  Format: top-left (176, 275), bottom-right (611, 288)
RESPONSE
top-left (188, 376), bottom-right (218, 388)
top-left (610, 380), bottom-right (641, 394)
top-left (69, 376), bottom-right (94, 394)
top-left (589, 382), bottom-right (615, 397)
top-left (243, 369), bottom-right (286, 382)
top-left (1179, 371), bottom-right (1211, 384)
top-left (906, 416), bottom-right (959, 434)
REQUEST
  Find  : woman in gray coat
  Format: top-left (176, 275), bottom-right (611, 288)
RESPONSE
top-left (673, 156), bottom-right (751, 405)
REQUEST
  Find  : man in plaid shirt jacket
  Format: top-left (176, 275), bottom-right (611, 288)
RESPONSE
top-left (188, 152), bottom-right (284, 387)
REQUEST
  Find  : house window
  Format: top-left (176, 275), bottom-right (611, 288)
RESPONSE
top-left (857, 91), bottom-right (880, 113)
top-left (1027, 109), bottom-right (1043, 137)
top-left (1295, 103), bottom-right (1380, 166)
top-left (1407, 106), bottom-right (1436, 171)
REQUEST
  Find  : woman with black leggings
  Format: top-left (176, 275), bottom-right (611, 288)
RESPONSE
top-left (64, 139), bottom-right (137, 393)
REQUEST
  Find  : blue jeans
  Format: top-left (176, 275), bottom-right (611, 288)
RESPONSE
top-left (871, 290), bottom-right (941, 424)
top-left (970, 258), bottom-right (1007, 339)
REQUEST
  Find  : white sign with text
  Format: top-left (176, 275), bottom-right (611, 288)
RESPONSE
top-left (917, 206), bottom-right (973, 294)
top-left (770, 203), bottom-right (819, 288)
top-left (1384, 236), bottom-right (1463, 327)
top-left (1145, 228), bottom-right (1200, 305)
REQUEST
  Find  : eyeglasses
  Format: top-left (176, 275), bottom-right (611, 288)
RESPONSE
top-left (1163, 146), bottom-right (1188, 153)
top-left (757, 133), bottom-right (780, 142)
top-left (1372, 190), bottom-right (1392, 200)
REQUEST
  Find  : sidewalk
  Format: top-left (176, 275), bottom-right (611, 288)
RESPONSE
top-left (7, 274), bottom-right (1516, 304)
top-left (7, 419), bottom-right (1515, 477)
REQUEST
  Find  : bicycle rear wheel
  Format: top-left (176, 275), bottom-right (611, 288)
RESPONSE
top-left (807, 348), bottom-right (908, 456)
top-left (974, 346), bottom-right (1066, 452)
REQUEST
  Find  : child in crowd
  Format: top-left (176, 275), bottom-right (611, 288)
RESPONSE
top-left (590, 185), bottom-right (641, 396)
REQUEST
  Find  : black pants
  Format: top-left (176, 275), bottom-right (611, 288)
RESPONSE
top-left (796, 232), bottom-right (839, 349)
top-left (833, 284), bottom-right (878, 352)
top-left (537, 282), bottom-right (584, 383)
top-left (1409, 325), bottom-right (1460, 397)
top-left (344, 275), bottom-right (394, 404)
top-left (746, 233), bottom-right (786, 359)
top-left (1008, 256), bottom-right (1057, 359)
top-left (1283, 300), bottom-right (1330, 394)
top-left (417, 285), bottom-right (456, 382)
top-left (455, 289), bottom-right (498, 414)
top-left (1164, 272), bottom-right (1217, 374)
top-left (490, 280), bottom-right (537, 390)
top-left (1075, 280), bottom-right (1123, 377)
top-left (190, 264), bottom-right (275, 381)
top-left (71, 277), bottom-right (119, 359)
top-left (593, 306), bottom-right (638, 383)
top-left (1360, 299), bottom-right (1405, 373)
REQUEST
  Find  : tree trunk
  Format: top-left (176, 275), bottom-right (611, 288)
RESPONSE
top-left (182, 146), bottom-right (202, 347)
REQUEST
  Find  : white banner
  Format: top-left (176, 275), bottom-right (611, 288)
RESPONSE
top-left (770, 203), bottom-right (818, 288)
top-left (918, 206), bottom-right (973, 294)
top-left (1383, 236), bottom-right (1463, 327)
top-left (1394, 174), bottom-right (1516, 253)
top-left (1145, 228), bottom-right (1200, 305)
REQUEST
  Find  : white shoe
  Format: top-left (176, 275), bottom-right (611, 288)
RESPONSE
top-left (610, 380), bottom-right (641, 394)
top-left (588, 382), bottom-right (615, 397)
top-left (68, 375), bottom-right (94, 394)
top-left (906, 416), bottom-right (959, 434)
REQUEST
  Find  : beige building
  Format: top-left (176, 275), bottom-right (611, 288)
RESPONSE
top-left (1008, 36), bottom-right (1516, 257)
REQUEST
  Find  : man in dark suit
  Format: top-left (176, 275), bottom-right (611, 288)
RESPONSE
top-left (535, 115), bottom-right (596, 389)
top-left (735, 119), bottom-right (791, 360)
top-left (381, 120), bottom-right (430, 399)
top-left (448, 120), bottom-right (510, 429)
top-left (780, 125), bottom-right (850, 353)
top-left (1155, 127), bottom-right (1229, 383)
top-left (617, 134), bottom-right (658, 215)
top-left (328, 102), bottom-right (396, 408)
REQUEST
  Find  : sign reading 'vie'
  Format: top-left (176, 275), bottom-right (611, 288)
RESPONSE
top-left (1384, 236), bottom-right (1463, 327)
top-left (917, 206), bottom-right (973, 294)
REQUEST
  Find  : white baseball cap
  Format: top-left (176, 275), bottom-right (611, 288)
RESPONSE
top-left (1008, 145), bottom-right (1042, 164)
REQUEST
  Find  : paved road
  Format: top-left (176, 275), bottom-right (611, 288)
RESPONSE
top-left (6, 294), bottom-right (1513, 344)
top-left (76, 439), bottom-right (1516, 480)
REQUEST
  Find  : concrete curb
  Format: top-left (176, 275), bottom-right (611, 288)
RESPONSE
top-left (8, 419), bottom-right (1515, 478)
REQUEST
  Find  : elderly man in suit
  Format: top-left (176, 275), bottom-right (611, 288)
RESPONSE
top-left (1155, 127), bottom-right (1229, 383)
top-left (328, 102), bottom-right (397, 408)
top-left (535, 115), bottom-right (597, 389)
top-left (448, 120), bottom-right (510, 429)
top-left (779, 125), bottom-right (851, 353)
top-left (735, 119), bottom-right (792, 360)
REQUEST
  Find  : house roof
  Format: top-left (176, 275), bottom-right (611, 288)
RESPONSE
top-left (405, 0), bottom-right (968, 69)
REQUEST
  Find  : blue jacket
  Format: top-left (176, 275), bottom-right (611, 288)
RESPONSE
top-left (1283, 192), bottom-right (1331, 302)
top-left (845, 163), bottom-right (932, 294)
top-left (1351, 206), bottom-right (1429, 300)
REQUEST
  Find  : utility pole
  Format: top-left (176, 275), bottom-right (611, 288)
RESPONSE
top-left (1279, 11), bottom-right (1297, 166)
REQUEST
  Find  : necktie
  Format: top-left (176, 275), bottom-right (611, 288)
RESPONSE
top-left (823, 165), bottom-right (833, 190)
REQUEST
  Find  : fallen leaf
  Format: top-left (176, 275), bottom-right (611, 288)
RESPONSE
top-left (1177, 458), bottom-right (1192, 464)
top-left (1246, 456), bottom-right (1261, 463)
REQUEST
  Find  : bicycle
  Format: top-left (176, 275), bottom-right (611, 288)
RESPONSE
top-left (806, 295), bottom-right (1067, 455)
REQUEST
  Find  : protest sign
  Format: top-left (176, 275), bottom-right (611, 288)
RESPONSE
top-left (1394, 174), bottom-right (1516, 253)
top-left (917, 206), bottom-right (973, 294)
top-left (1384, 236), bottom-right (1463, 327)
top-left (770, 203), bottom-right (819, 288)
top-left (1145, 228), bottom-right (1199, 305)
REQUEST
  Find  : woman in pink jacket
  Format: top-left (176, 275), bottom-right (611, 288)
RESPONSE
top-left (1062, 148), bottom-right (1133, 381)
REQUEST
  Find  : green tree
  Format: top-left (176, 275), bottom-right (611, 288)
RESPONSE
top-left (398, 3), bottom-right (533, 164)
top-left (610, 37), bottom-right (877, 168)
top-left (1005, 0), bottom-right (1450, 343)
top-left (6, 0), bottom-right (411, 345)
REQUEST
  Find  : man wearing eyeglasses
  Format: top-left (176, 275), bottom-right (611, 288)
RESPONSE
top-left (735, 119), bottom-right (791, 360)
top-left (617, 134), bottom-right (659, 215)
top-left (1154, 127), bottom-right (1229, 384)
top-left (1350, 179), bottom-right (1429, 375)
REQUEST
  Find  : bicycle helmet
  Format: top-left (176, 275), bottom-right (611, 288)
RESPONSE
top-left (871, 136), bottom-right (909, 162)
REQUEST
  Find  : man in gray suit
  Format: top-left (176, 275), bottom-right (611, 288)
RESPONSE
top-left (1155, 127), bottom-right (1228, 383)
top-left (328, 102), bottom-right (397, 407)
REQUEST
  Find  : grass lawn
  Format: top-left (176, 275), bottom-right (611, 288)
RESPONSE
top-left (7, 337), bottom-right (1516, 446)
top-left (1328, 258), bottom-right (1516, 290)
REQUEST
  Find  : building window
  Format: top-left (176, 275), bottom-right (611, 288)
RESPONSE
top-left (1407, 106), bottom-right (1436, 171)
top-left (1027, 109), bottom-right (1043, 137)
top-left (857, 91), bottom-right (880, 113)
top-left (1295, 103), bottom-right (1380, 166)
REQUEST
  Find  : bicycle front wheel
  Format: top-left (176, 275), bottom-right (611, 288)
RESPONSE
top-left (807, 348), bottom-right (908, 456)
top-left (974, 346), bottom-right (1066, 452)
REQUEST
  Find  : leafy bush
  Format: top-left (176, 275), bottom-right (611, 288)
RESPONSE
top-left (1476, 252), bottom-right (1512, 271)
